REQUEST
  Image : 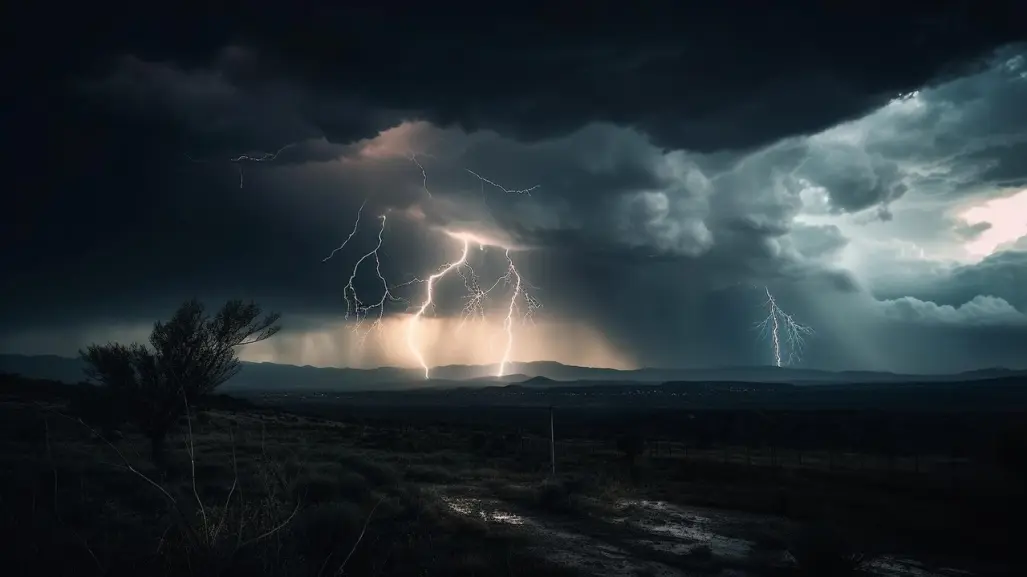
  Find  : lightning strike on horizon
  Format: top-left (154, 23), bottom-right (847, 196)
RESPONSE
top-left (755, 286), bottom-right (814, 367)
top-left (497, 250), bottom-right (523, 378)
top-left (322, 155), bottom-right (543, 378)
top-left (403, 235), bottom-right (541, 379)
top-left (407, 239), bottom-right (472, 379)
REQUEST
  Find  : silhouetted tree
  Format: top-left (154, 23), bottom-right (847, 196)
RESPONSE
top-left (80, 299), bottom-right (280, 466)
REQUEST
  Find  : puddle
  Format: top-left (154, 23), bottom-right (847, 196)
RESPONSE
top-left (438, 492), bottom-right (689, 576)
top-left (440, 495), bottom-right (527, 525)
top-left (437, 491), bottom-right (978, 577)
top-left (867, 557), bottom-right (976, 577)
top-left (612, 499), bottom-right (777, 562)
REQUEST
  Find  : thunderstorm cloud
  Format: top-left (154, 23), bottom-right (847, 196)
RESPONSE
top-left (4, 3), bottom-right (1027, 373)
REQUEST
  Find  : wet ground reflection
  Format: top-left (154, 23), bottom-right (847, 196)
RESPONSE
top-left (437, 489), bottom-right (978, 577)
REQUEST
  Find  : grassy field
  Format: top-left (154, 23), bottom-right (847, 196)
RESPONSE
top-left (0, 382), bottom-right (578, 577)
top-left (1, 376), bottom-right (1021, 576)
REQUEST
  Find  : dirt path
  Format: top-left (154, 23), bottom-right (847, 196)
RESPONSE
top-left (431, 483), bottom-right (982, 577)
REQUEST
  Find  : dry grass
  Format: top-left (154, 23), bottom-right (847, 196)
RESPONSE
top-left (0, 393), bottom-right (577, 577)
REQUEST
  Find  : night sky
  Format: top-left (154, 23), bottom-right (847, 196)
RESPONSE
top-left (5, 2), bottom-right (1027, 374)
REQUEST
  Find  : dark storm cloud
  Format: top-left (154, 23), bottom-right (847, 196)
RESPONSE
top-left (22, 1), bottom-right (1026, 156)
top-left (781, 46), bottom-right (1027, 219)
top-left (5, 3), bottom-right (1027, 372)
top-left (795, 146), bottom-right (909, 214)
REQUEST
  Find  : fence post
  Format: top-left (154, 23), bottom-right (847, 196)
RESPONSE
top-left (549, 406), bottom-right (556, 478)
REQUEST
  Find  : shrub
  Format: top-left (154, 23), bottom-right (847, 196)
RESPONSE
top-left (80, 299), bottom-right (280, 466)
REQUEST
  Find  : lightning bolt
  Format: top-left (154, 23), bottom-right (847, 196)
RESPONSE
top-left (187, 143), bottom-right (296, 188)
top-left (341, 214), bottom-right (404, 343)
top-left (406, 239), bottom-right (471, 379)
top-left (403, 236), bottom-right (541, 380)
top-left (322, 199), bottom-right (367, 263)
top-left (498, 250), bottom-right (523, 378)
top-left (755, 286), bottom-right (814, 367)
top-left (410, 153), bottom-right (433, 198)
top-left (322, 155), bottom-right (542, 379)
top-left (465, 169), bottom-right (541, 196)
top-left (456, 259), bottom-right (505, 329)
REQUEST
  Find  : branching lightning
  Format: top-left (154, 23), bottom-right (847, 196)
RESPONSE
top-left (403, 232), bottom-right (541, 379)
top-left (340, 214), bottom-right (404, 343)
top-left (755, 286), bottom-right (814, 367)
top-left (187, 143), bottom-right (297, 188)
top-left (406, 239), bottom-right (471, 379)
top-left (323, 157), bottom-right (542, 379)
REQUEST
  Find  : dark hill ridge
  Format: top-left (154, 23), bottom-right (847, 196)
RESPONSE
top-left (521, 376), bottom-right (558, 386)
top-left (1, 353), bottom-right (1025, 393)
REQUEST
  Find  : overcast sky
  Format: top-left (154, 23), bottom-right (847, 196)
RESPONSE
top-left (4, 3), bottom-right (1027, 374)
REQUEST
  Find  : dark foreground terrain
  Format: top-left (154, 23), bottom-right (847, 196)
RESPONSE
top-left (2, 374), bottom-right (1023, 576)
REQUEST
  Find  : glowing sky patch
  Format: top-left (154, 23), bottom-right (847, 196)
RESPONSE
top-left (958, 189), bottom-right (1027, 259)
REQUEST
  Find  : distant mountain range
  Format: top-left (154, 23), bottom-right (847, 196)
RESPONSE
top-left (1, 353), bottom-right (1024, 392)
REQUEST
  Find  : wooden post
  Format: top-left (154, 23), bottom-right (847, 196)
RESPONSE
top-left (549, 406), bottom-right (556, 478)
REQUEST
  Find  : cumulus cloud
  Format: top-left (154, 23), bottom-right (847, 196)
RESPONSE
top-left (876, 295), bottom-right (1027, 327)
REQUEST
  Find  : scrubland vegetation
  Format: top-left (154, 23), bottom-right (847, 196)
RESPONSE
top-left (1, 299), bottom-right (1022, 576)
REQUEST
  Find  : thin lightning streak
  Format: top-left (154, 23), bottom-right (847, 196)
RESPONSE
top-left (229, 143), bottom-right (296, 188)
top-left (407, 240), bottom-right (472, 379)
top-left (322, 199), bottom-right (368, 263)
top-left (410, 154), bottom-right (432, 198)
top-left (342, 214), bottom-right (403, 344)
top-left (456, 259), bottom-right (505, 329)
top-left (497, 249), bottom-right (522, 378)
top-left (465, 169), bottom-right (541, 196)
top-left (187, 143), bottom-right (297, 188)
top-left (755, 286), bottom-right (814, 367)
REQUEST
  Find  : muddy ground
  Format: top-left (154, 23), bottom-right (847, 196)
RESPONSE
top-left (430, 481), bottom-right (995, 577)
top-left (2, 379), bottom-right (1017, 577)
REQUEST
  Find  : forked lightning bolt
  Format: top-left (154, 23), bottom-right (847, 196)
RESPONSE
top-left (406, 239), bottom-right (471, 379)
top-left (755, 286), bottom-right (814, 367)
top-left (405, 234), bottom-right (541, 379)
top-left (323, 157), bottom-right (542, 378)
top-left (457, 259), bottom-right (504, 328)
top-left (341, 214), bottom-right (402, 342)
